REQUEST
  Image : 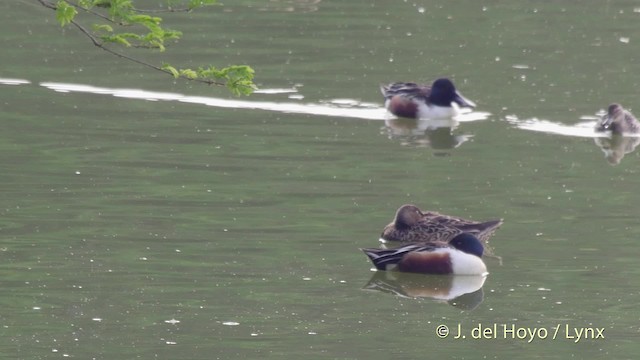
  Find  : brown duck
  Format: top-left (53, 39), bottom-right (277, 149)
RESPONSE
top-left (595, 103), bottom-right (640, 135)
top-left (380, 204), bottom-right (503, 244)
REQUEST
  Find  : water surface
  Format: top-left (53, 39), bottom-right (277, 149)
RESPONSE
top-left (2, 1), bottom-right (640, 359)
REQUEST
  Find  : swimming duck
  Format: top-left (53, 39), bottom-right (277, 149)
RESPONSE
top-left (595, 103), bottom-right (640, 134)
top-left (362, 233), bottom-right (487, 275)
top-left (380, 204), bottom-right (502, 244)
top-left (380, 78), bottom-right (476, 119)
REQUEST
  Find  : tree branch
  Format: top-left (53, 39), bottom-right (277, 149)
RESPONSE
top-left (37, 0), bottom-right (226, 87)
top-left (37, 0), bottom-right (56, 10)
top-left (67, 1), bottom-right (119, 25)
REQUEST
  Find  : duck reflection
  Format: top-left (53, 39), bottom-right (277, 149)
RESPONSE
top-left (593, 135), bottom-right (640, 165)
top-left (382, 118), bottom-right (473, 150)
top-left (363, 271), bottom-right (487, 310)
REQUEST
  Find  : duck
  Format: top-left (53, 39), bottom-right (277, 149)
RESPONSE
top-left (595, 103), bottom-right (640, 135)
top-left (362, 233), bottom-right (487, 275)
top-left (380, 78), bottom-right (476, 119)
top-left (380, 204), bottom-right (503, 244)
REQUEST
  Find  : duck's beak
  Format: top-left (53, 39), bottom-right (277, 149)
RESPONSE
top-left (599, 115), bottom-right (613, 129)
top-left (454, 91), bottom-right (476, 109)
top-left (600, 114), bottom-right (617, 130)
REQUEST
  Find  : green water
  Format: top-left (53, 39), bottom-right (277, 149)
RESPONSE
top-left (2, 1), bottom-right (640, 359)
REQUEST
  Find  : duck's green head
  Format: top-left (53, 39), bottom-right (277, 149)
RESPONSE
top-left (449, 233), bottom-right (484, 258)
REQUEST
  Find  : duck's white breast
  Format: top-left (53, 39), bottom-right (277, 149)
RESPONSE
top-left (416, 103), bottom-right (460, 119)
top-left (449, 250), bottom-right (487, 275)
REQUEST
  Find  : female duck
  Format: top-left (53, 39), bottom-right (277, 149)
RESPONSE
top-left (380, 204), bottom-right (502, 244)
top-left (362, 233), bottom-right (487, 275)
top-left (595, 103), bottom-right (640, 135)
top-left (380, 78), bottom-right (476, 119)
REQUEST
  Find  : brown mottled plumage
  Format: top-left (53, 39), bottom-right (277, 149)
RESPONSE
top-left (380, 204), bottom-right (503, 244)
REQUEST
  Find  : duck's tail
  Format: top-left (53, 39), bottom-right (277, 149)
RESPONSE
top-left (362, 247), bottom-right (400, 270)
top-left (457, 219), bottom-right (503, 242)
top-left (379, 83), bottom-right (391, 98)
top-left (361, 245), bottom-right (428, 271)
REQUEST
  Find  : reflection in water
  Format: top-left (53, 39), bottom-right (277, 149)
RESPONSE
top-left (364, 271), bottom-right (487, 310)
top-left (594, 135), bottom-right (640, 165)
top-left (506, 114), bottom-right (640, 165)
top-left (382, 117), bottom-right (473, 150)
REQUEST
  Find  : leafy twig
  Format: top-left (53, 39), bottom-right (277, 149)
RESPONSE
top-left (37, 0), bottom-right (256, 95)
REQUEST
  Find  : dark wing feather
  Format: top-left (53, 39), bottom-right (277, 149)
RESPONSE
top-left (362, 243), bottom-right (445, 270)
top-left (380, 82), bottom-right (430, 101)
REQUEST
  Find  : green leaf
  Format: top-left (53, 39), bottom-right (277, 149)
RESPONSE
top-left (179, 69), bottom-right (198, 79)
top-left (92, 24), bottom-right (114, 32)
top-left (77, 0), bottom-right (93, 9)
top-left (197, 66), bottom-right (222, 78)
top-left (108, 0), bottom-right (134, 21)
top-left (149, 40), bottom-right (166, 51)
top-left (163, 29), bottom-right (182, 41)
top-left (114, 32), bottom-right (143, 40)
top-left (162, 64), bottom-right (180, 78)
top-left (56, 1), bottom-right (78, 27)
top-left (94, 0), bottom-right (112, 8)
top-left (102, 34), bottom-right (132, 47)
top-left (128, 14), bottom-right (162, 27)
top-left (197, 65), bottom-right (256, 95)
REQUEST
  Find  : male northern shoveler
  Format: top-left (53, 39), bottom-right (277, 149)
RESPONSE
top-left (362, 233), bottom-right (487, 275)
top-left (595, 103), bottom-right (640, 135)
top-left (380, 204), bottom-right (502, 244)
top-left (380, 78), bottom-right (476, 119)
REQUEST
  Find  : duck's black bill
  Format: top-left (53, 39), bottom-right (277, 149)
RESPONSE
top-left (454, 92), bottom-right (476, 109)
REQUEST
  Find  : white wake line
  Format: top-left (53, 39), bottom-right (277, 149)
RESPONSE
top-left (0, 78), bottom-right (31, 85)
top-left (507, 116), bottom-right (640, 138)
top-left (18, 79), bottom-right (489, 122)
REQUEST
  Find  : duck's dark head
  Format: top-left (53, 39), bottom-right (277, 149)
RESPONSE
top-left (449, 233), bottom-right (484, 258)
top-left (394, 204), bottom-right (424, 229)
top-left (430, 78), bottom-right (476, 109)
top-left (597, 103), bottom-right (625, 131)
